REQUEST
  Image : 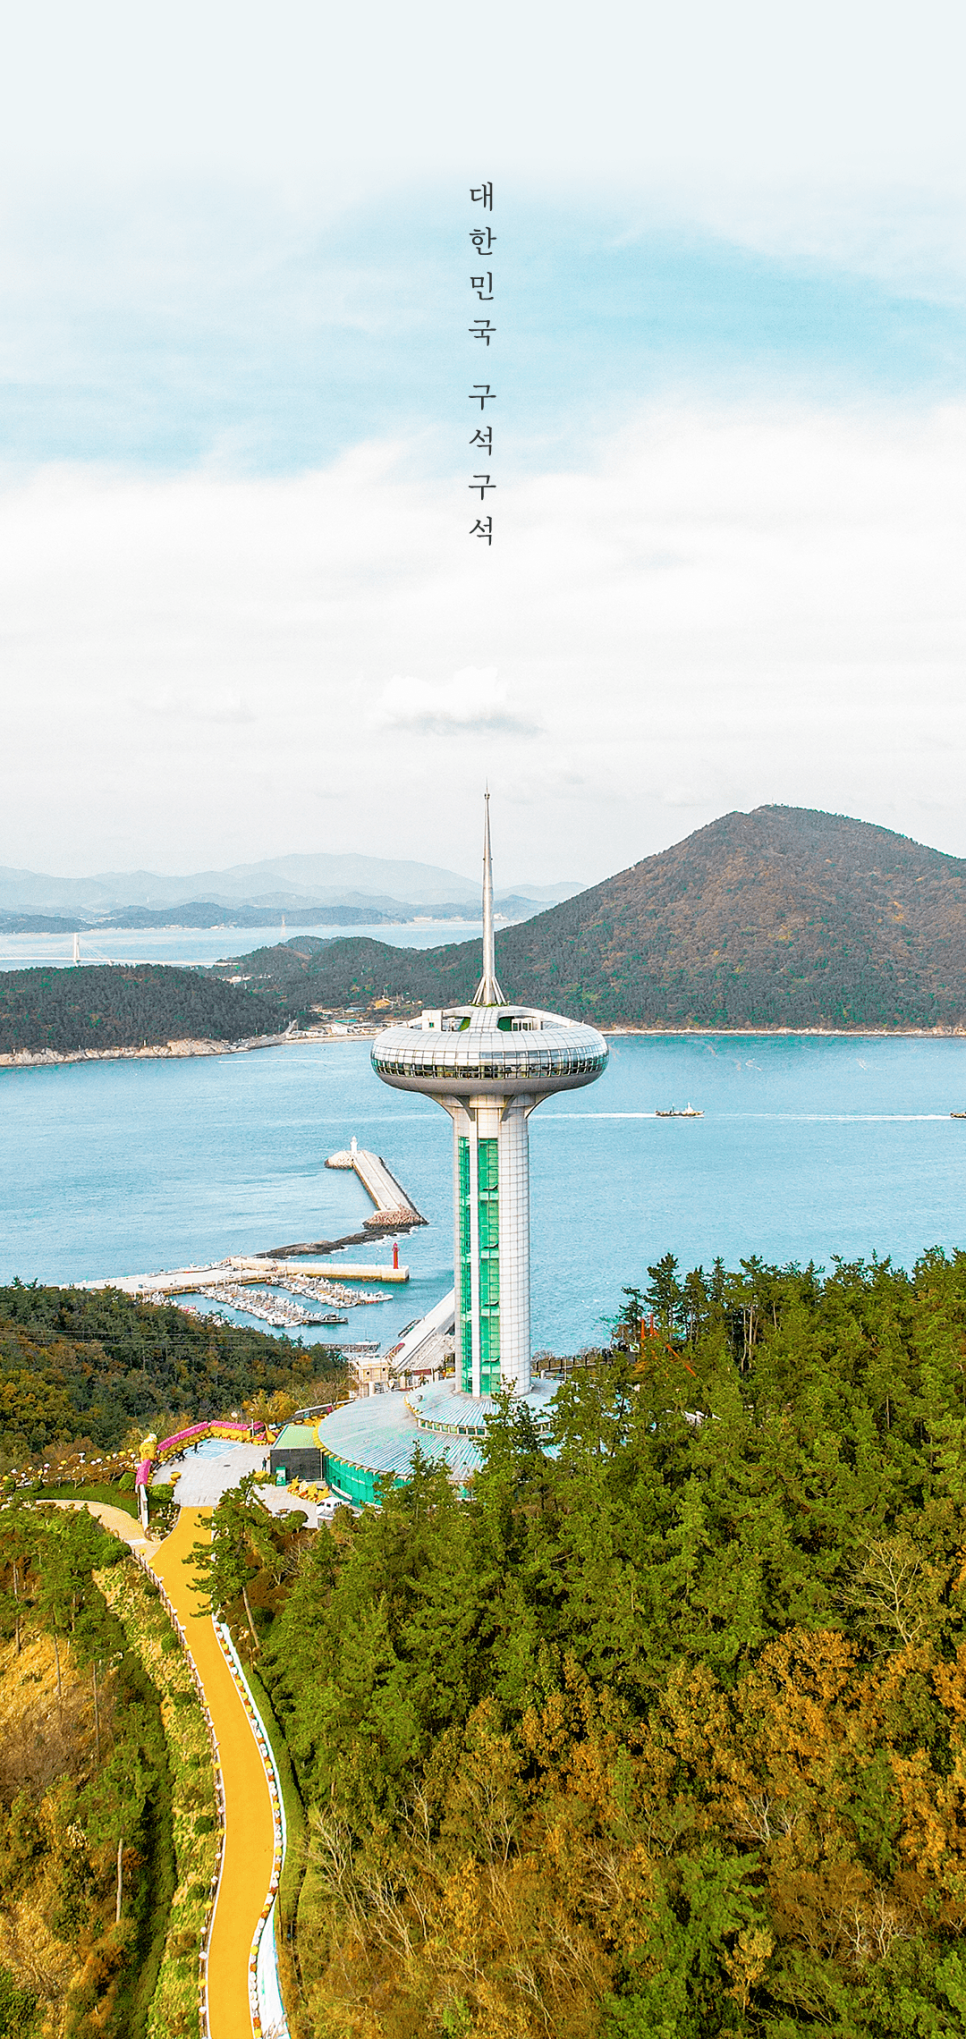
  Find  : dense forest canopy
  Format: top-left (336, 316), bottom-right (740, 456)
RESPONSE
top-left (0, 1286), bottom-right (346, 1465)
top-left (215, 806), bottom-right (966, 1029)
top-left (196, 1246), bottom-right (966, 2036)
top-left (0, 964), bottom-right (280, 1056)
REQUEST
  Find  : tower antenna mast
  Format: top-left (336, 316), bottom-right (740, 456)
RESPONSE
top-left (472, 789), bottom-right (504, 1006)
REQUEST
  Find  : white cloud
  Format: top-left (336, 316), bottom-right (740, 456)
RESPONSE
top-left (2, 399), bottom-right (966, 883)
top-left (372, 671), bottom-right (540, 736)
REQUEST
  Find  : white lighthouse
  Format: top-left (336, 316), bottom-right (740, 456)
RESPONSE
top-left (370, 797), bottom-right (608, 1398)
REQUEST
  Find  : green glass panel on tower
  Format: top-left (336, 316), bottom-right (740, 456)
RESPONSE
top-left (458, 1134), bottom-right (473, 1392)
top-left (477, 1136), bottom-right (500, 1395)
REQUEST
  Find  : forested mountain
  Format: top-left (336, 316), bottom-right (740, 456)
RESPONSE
top-left (14, 808), bottom-right (958, 1041)
top-left (221, 807), bottom-right (966, 1029)
top-left (204, 1246), bottom-right (966, 2036)
top-left (0, 1286), bottom-right (345, 1461)
top-left (0, 963), bottom-right (279, 1055)
top-left (94, 901), bottom-right (394, 929)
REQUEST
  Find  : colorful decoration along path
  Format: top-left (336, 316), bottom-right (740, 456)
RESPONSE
top-left (134, 1420), bottom-right (266, 1524)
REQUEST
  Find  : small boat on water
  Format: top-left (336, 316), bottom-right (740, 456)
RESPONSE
top-left (655, 1104), bottom-right (703, 1118)
top-left (951, 1112), bottom-right (966, 1119)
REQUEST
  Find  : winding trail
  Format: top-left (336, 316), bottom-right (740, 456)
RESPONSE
top-left (50, 1494), bottom-right (281, 2037)
top-left (150, 1506), bottom-right (275, 2039)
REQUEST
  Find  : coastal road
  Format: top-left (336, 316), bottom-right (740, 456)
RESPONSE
top-left (151, 1506), bottom-right (276, 2039)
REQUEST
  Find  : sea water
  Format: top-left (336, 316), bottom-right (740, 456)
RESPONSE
top-left (0, 920), bottom-right (483, 972)
top-left (3, 1034), bottom-right (966, 1353)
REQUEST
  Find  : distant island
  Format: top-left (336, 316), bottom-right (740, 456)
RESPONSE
top-left (0, 846), bottom-right (577, 925)
top-left (211, 806), bottom-right (966, 1033)
top-left (0, 963), bottom-right (281, 1061)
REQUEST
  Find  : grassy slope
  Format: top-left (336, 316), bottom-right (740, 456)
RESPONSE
top-left (0, 1537), bottom-right (174, 2039)
top-left (39, 1482), bottom-right (140, 1519)
top-left (98, 1559), bottom-right (218, 2039)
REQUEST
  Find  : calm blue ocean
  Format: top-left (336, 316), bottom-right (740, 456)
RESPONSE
top-left (0, 921), bottom-right (482, 972)
top-left (3, 1034), bottom-right (966, 1353)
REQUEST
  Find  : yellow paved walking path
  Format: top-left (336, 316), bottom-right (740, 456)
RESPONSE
top-left (152, 1506), bottom-right (275, 2039)
top-left (55, 1496), bottom-right (276, 2039)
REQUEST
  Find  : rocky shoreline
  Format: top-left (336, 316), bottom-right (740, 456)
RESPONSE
top-left (3, 1021), bottom-right (963, 1073)
top-left (0, 1031), bottom-right (292, 1070)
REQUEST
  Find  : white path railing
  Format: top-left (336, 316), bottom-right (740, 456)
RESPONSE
top-left (214, 1621), bottom-right (289, 2039)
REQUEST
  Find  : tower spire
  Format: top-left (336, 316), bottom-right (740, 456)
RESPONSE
top-left (472, 789), bottom-right (504, 1006)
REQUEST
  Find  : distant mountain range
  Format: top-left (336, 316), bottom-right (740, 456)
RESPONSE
top-left (0, 893), bottom-right (560, 937)
top-left (0, 852), bottom-right (580, 919)
top-left (212, 807), bottom-right (966, 1032)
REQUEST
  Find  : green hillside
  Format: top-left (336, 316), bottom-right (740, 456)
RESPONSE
top-left (0, 1284), bottom-right (346, 1463)
top-left (216, 807), bottom-right (966, 1030)
top-left (222, 1246), bottom-right (966, 2036)
top-left (0, 962), bottom-right (280, 1056)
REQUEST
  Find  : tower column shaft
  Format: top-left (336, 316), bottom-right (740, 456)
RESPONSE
top-left (496, 1102), bottom-right (531, 1396)
top-left (468, 1121), bottom-right (482, 1397)
top-left (448, 1095), bottom-right (532, 1400)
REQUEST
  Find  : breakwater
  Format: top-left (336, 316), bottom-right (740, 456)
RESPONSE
top-left (325, 1137), bottom-right (426, 1230)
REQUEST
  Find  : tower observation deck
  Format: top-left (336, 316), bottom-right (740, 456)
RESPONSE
top-left (371, 798), bottom-right (608, 1398)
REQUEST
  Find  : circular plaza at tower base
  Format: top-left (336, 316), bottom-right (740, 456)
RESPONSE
top-left (307, 1378), bottom-right (561, 1508)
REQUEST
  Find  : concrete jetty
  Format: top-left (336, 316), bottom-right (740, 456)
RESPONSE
top-left (325, 1137), bottom-right (426, 1230)
top-left (76, 1141), bottom-right (421, 1302)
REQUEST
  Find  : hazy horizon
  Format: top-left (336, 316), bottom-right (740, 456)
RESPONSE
top-left (3, 798), bottom-right (965, 917)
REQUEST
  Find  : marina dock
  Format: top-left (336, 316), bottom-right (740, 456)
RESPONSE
top-left (77, 1140), bottom-right (421, 1318)
top-left (325, 1137), bottom-right (426, 1230)
top-left (80, 1253), bottom-right (407, 1306)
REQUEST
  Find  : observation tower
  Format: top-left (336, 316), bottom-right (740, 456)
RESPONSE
top-left (371, 797), bottom-right (608, 1398)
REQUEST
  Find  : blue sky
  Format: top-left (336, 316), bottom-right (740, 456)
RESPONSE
top-left (2, 1), bottom-right (966, 884)
top-left (4, 193), bottom-right (966, 476)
